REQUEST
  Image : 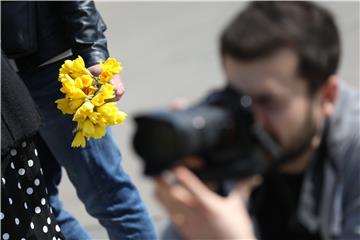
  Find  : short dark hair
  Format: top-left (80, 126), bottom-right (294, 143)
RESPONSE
top-left (220, 1), bottom-right (341, 94)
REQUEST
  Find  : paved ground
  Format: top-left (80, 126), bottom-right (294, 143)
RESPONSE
top-left (58, 2), bottom-right (359, 239)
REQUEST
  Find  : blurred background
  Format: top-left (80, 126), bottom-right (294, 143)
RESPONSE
top-left (59, 2), bottom-right (359, 239)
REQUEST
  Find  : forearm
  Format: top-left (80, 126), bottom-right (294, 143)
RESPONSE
top-left (57, 0), bottom-right (109, 66)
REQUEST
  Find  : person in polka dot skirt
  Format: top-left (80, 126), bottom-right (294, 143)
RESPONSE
top-left (1, 52), bottom-right (64, 239)
top-left (1, 142), bottom-right (64, 239)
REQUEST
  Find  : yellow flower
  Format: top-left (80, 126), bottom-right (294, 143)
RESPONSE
top-left (55, 98), bottom-right (74, 114)
top-left (80, 75), bottom-right (93, 88)
top-left (76, 119), bottom-right (84, 131)
top-left (100, 84), bottom-right (115, 98)
top-left (59, 75), bottom-right (75, 92)
top-left (71, 131), bottom-right (86, 148)
top-left (74, 77), bottom-right (84, 89)
top-left (68, 98), bottom-right (85, 112)
top-left (96, 103), bottom-right (127, 125)
top-left (93, 125), bottom-right (107, 139)
top-left (83, 86), bottom-right (97, 97)
top-left (59, 56), bottom-right (87, 79)
top-left (82, 119), bottom-right (95, 137)
top-left (73, 56), bottom-right (86, 72)
top-left (96, 102), bottom-right (117, 117)
top-left (91, 94), bottom-right (105, 107)
top-left (55, 97), bottom-right (85, 115)
top-left (114, 111), bottom-right (128, 124)
top-left (88, 111), bottom-right (99, 124)
top-left (99, 71), bottom-right (113, 84)
top-left (73, 101), bottom-right (94, 121)
top-left (59, 75), bottom-right (87, 100)
top-left (90, 84), bottom-right (114, 106)
top-left (56, 56), bottom-right (127, 148)
top-left (100, 57), bottom-right (123, 75)
top-left (68, 88), bottom-right (87, 99)
top-left (59, 60), bottom-right (75, 79)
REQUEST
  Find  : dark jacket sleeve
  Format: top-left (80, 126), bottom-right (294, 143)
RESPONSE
top-left (56, 1), bottom-right (110, 66)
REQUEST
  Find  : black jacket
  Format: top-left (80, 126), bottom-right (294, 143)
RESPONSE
top-left (1, 51), bottom-right (41, 156)
top-left (1, 1), bottom-right (109, 72)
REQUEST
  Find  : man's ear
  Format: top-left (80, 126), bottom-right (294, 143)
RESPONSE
top-left (321, 75), bottom-right (338, 117)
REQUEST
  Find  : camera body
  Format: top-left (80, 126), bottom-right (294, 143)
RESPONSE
top-left (133, 87), bottom-right (280, 181)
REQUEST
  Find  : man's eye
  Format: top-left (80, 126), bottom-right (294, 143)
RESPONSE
top-left (268, 101), bottom-right (287, 110)
top-left (254, 95), bottom-right (289, 110)
top-left (260, 100), bottom-right (285, 110)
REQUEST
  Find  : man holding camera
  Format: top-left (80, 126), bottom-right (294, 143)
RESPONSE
top-left (153, 2), bottom-right (360, 239)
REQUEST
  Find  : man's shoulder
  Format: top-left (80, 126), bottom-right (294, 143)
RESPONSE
top-left (327, 82), bottom-right (359, 172)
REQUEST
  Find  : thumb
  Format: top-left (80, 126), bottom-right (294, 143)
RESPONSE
top-left (87, 64), bottom-right (102, 76)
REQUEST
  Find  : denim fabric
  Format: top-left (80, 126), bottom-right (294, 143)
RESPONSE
top-left (20, 60), bottom-right (157, 240)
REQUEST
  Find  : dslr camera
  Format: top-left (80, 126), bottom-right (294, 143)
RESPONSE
top-left (133, 86), bottom-right (281, 181)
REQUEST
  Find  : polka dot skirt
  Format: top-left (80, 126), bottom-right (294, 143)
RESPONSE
top-left (1, 139), bottom-right (64, 239)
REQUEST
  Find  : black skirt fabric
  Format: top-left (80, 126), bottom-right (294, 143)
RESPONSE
top-left (1, 139), bottom-right (64, 240)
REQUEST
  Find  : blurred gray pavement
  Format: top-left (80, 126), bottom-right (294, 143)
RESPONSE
top-left (58, 2), bottom-right (359, 239)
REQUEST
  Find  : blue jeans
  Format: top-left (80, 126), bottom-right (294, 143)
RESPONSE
top-left (20, 60), bottom-right (157, 240)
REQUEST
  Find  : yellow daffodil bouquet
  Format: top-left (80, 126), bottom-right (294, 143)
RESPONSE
top-left (55, 56), bottom-right (127, 148)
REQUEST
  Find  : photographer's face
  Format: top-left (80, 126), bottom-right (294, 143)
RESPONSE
top-left (224, 49), bottom-right (324, 166)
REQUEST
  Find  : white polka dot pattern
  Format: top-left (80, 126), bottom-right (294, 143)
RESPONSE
top-left (18, 168), bottom-right (25, 176)
top-left (34, 178), bottom-right (40, 186)
top-left (2, 233), bottom-right (10, 240)
top-left (35, 206), bottom-right (41, 214)
top-left (26, 187), bottom-right (33, 195)
top-left (10, 149), bottom-right (17, 156)
top-left (3, 141), bottom-right (63, 239)
top-left (28, 159), bottom-right (34, 167)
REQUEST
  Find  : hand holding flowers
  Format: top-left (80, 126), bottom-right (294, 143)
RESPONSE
top-left (55, 56), bottom-right (127, 148)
